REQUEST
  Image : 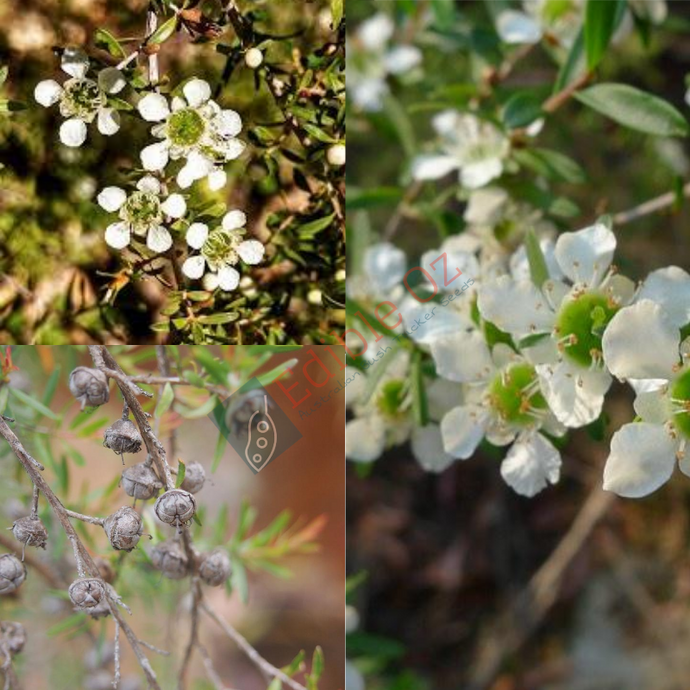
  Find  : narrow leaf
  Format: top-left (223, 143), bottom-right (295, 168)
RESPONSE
top-left (410, 349), bottom-right (429, 426)
top-left (146, 15), bottom-right (177, 46)
top-left (524, 228), bottom-right (550, 288)
top-left (94, 28), bottom-right (126, 58)
top-left (9, 387), bottom-right (59, 420)
top-left (584, 0), bottom-right (625, 70)
top-left (175, 460), bottom-right (186, 488)
top-left (154, 382), bottom-right (174, 418)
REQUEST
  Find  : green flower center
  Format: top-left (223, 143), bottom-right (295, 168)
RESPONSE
top-left (671, 369), bottom-right (690, 438)
top-left (121, 192), bottom-right (162, 233)
top-left (489, 363), bottom-right (546, 426)
top-left (167, 108), bottom-right (206, 147)
top-left (60, 78), bottom-right (103, 121)
top-left (201, 230), bottom-right (240, 271)
top-left (376, 379), bottom-right (406, 418)
top-left (555, 292), bottom-right (619, 367)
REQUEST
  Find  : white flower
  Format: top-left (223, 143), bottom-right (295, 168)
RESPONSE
top-left (496, 0), bottom-right (584, 48)
top-left (432, 331), bottom-right (564, 497)
top-left (97, 175), bottom-right (187, 253)
top-left (348, 13), bottom-right (422, 112)
top-left (411, 111), bottom-right (510, 189)
top-left (600, 299), bottom-right (690, 498)
top-left (181, 210), bottom-right (264, 291)
top-left (137, 78), bottom-right (245, 188)
top-left (477, 221), bottom-right (635, 428)
top-left (34, 48), bottom-right (124, 147)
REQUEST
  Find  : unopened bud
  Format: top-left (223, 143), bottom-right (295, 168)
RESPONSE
top-left (68, 578), bottom-right (106, 611)
top-left (245, 47), bottom-right (263, 69)
top-left (180, 462), bottom-right (206, 494)
top-left (121, 463), bottom-right (163, 501)
top-left (69, 368), bottom-right (109, 410)
top-left (199, 549), bottom-right (231, 587)
top-left (1, 621), bottom-right (26, 655)
top-left (327, 144), bottom-right (345, 167)
top-left (104, 507), bottom-right (143, 552)
top-left (150, 539), bottom-right (188, 580)
top-left (0, 555), bottom-right (26, 594)
top-left (154, 489), bottom-right (196, 530)
top-left (11, 515), bottom-right (48, 552)
top-left (104, 419), bottom-right (143, 458)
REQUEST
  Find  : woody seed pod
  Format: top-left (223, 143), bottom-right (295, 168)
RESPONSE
top-left (68, 578), bottom-right (106, 610)
top-left (103, 419), bottom-right (143, 457)
top-left (225, 389), bottom-right (273, 438)
top-left (121, 463), bottom-right (163, 500)
top-left (1, 621), bottom-right (26, 655)
top-left (179, 462), bottom-right (206, 494)
top-left (150, 539), bottom-right (188, 580)
top-left (83, 583), bottom-right (118, 619)
top-left (104, 507), bottom-right (143, 552)
top-left (198, 549), bottom-right (231, 587)
top-left (0, 555), bottom-right (26, 595)
top-left (154, 489), bottom-right (196, 530)
top-left (11, 515), bottom-right (48, 550)
top-left (69, 367), bottom-right (109, 410)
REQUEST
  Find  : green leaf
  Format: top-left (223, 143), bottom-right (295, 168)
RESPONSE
top-left (197, 312), bottom-right (239, 325)
top-left (502, 92), bottom-right (544, 129)
top-left (154, 382), bottom-right (174, 418)
top-left (9, 387), bottom-right (59, 420)
top-left (513, 148), bottom-right (586, 183)
top-left (410, 349), bottom-right (429, 426)
top-left (575, 83), bottom-right (689, 137)
top-left (146, 15), bottom-right (178, 46)
top-left (382, 94), bottom-right (415, 158)
top-left (42, 365), bottom-right (61, 409)
top-left (524, 228), bottom-right (550, 289)
top-left (255, 358), bottom-right (298, 388)
top-left (297, 214), bottom-right (335, 238)
top-left (346, 186), bottom-right (404, 210)
top-left (331, 0), bottom-right (343, 28)
top-left (175, 460), bottom-right (186, 488)
top-left (584, 0), bottom-right (626, 70)
top-left (231, 557), bottom-right (249, 604)
top-left (175, 394), bottom-right (219, 419)
top-left (0, 66), bottom-right (7, 87)
top-left (95, 28), bottom-right (126, 58)
top-left (303, 123), bottom-right (338, 144)
top-left (211, 430), bottom-right (227, 472)
top-left (553, 29), bottom-right (585, 94)
top-left (47, 612), bottom-right (87, 637)
top-left (76, 415), bottom-right (109, 438)
top-left (311, 646), bottom-right (325, 681)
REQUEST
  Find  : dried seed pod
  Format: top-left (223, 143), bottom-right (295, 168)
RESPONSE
top-left (93, 557), bottom-right (116, 584)
top-left (225, 389), bottom-right (272, 438)
top-left (0, 622), bottom-right (26, 655)
top-left (150, 539), bottom-right (188, 580)
top-left (179, 462), bottom-right (206, 494)
top-left (83, 583), bottom-right (118, 619)
top-left (104, 507), bottom-right (143, 552)
top-left (11, 515), bottom-right (48, 551)
top-left (154, 489), bottom-right (196, 530)
top-left (0, 555), bottom-right (26, 595)
top-left (103, 419), bottom-right (143, 458)
top-left (198, 549), bottom-right (231, 587)
top-left (69, 367), bottom-right (109, 410)
top-left (84, 671), bottom-right (114, 690)
top-left (121, 463), bottom-right (163, 501)
top-left (68, 578), bottom-right (106, 610)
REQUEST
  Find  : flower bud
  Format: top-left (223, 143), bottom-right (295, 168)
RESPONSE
top-left (11, 515), bottom-right (48, 551)
top-left (198, 549), bottom-right (231, 587)
top-left (1, 621), bottom-right (26, 655)
top-left (121, 463), bottom-right (163, 501)
top-left (154, 489), bottom-right (196, 530)
top-left (179, 462), bottom-right (206, 494)
top-left (327, 144), bottom-right (345, 167)
top-left (150, 539), bottom-right (188, 580)
top-left (104, 419), bottom-right (143, 457)
top-left (245, 47), bottom-right (263, 69)
top-left (104, 507), bottom-right (143, 552)
top-left (69, 367), bottom-right (109, 410)
top-left (68, 578), bottom-right (106, 610)
top-left (0, 555), bottom-right (26, 595)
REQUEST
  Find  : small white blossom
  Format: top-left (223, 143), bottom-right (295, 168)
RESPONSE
top-left (34, 48), bottom-right (124, 147)
top-left (496, 0), bottom-right (584, 48)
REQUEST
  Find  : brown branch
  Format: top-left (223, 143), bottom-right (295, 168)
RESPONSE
top-left (155, 346), bottom-right (178, 460)
top-left (612, 181), bottom-right (690, 226)
top-left (178, 577), bottom-right (201, 690)
top-left (542, 71), bottom-right (592, 114)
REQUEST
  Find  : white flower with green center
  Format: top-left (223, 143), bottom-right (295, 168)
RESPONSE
top-left (34, 48), bottom-right (125, 147)
top-left (411, 111), bottom-right (510, 189)
top-left (97, 175), bottom-right (186, 253)
top-left (496, 0), bottom-right (584, 48)
top-left (181, 210), bottom-right (264, 292)
top-left (432, 332), bottom-right (565, 497)
top-left (601, 298), bottom-right (690, 498)
top-left (477, 222), bottom-right (635, 428)
top-left (137, 78), bottom-right (244, 189)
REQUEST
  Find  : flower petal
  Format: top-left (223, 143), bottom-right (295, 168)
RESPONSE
top-left (161, 193), bottom-right (186, 219)
top-left (346, 417), bottom-right (386, 462)
top-left (183, 78), bottom-right (211, 107)
top-left (501, 433), bottom-right (561, 497)
top-left (222, 210), bottom-right (247, 231)
top-left (136, 175), bottom-right (161, 194)
top-left (603, 422), bottom-right (678, 498)
top-left (97, 186), bottom-right (126, 212)
top-left (364, 242), bottom-right (407, 294)
top-left (98, 67), bottom-right (126, 94)
top-left (460, 158), bottom-right (503, 189)
top-left (202, 272), bottom-right (220, 291)
top-left (186, 223), bottom-right (209, 249)
top-left (61, 47), bottom-right (89, 78)
top-left (97, 107), bottom-right (120, 136)
top-left (411, 154), bottom-right (458, 181)
top-left (384, 45), bottom-right (422, 75)
top-left (137, 92), bottom-right (170, 122)
top-left (176, 152), bottom-right (213, 188)
top-left (217, 266), bottom-right (240, 291)
top-left (357, 13), bottom-right (394, 50)
top-left (182, 255), bottom-right (206, 280)
top-left (636, 266), bottom-right (690, 329)
top-left (104, 222), bottom-right (130, 249)
top-left (207, 169), bottom-right (227, 191)
top-left (411, 424), bottom-right (456, 473)
top-left (440, 405), bottom-right (487, 459)
top-left (34, 79), bottom-right (62, 107)
top-left (140, 141), bottom-right (169, 171)
top-left (59, 118), bottom-right (87, 147)
top-left (554, 221), bottom-right (616, 287)
top-left (633, 386), bottom-right (671, 424)
top-left (146, 226), bottom-right (172, 253)
top-left (602, 300), bottom-right (679, 381)
top-left (215, 110), bottom-right (242, 138)
top-left (237, 240), bottom-right (264, 265)
top-left (496, 10), bottom-right (542, 44)
top-left (430, 331), bottom-right (494, 383)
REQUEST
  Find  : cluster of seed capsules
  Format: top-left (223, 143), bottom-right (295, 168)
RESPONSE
top-left (0, 366), bottom-right (231, 627)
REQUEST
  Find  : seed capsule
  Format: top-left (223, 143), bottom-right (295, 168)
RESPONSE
top-left (104, 507), bottom-right (143, 552)
top-left (104, 419), bottom-right (143, 458)
top-left (179, 462), bottom-right (206, 494)
top-left (1, 621), bottom-right (26, 655)
top-left (198, 549), bottom-right (231, 587)
top-left (68, 578), bottom-right (106, 610)
top-left (121, 463), bottom-right (163, 501)
top-left (69, 367), bottom-right (109, 410)
top-left (150, 539), bottom-right (188, 580)
top-left (0, 555), bottom-right (26, 594)
top-left (154, 489), bottom-right (196, 530)
top-left (10, 515), bottom-right (48, 553)
top-left (82, 583), bottom-right (118, 619)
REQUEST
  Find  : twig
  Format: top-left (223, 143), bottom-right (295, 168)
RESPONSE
top-left (64, 509), bottom-right (105, 527)
top-left (178, 577), bottom-right (201, 690)
top-left (0, 644), bottom-right (20, 690)
top-left (383, 181), bottom-right (423, 240)
top-left (146, 9), bottom-right (160, 87)
top-left (200, 601), bottom-right (307, 690)
top-left (613, 181), bottom-right (690, 226)
top-left (155, 346), bottom-right (178, 460)
top-left (198, 643), bottom-right (231, 690)
top-left (542, 71), bottom-right (592, 114)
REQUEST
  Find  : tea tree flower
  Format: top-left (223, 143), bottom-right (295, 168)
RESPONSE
top-left (411, 111), bottom-right (510, 189)
top-left (137, 78), bottom-right (244, 189)
top-left (181, 210), bottom-right (265, 291)
top-left (34, 48), bottom-right (124, 147)
top-left (97, 175), bottom-right (187, 252)
top-left (496, 0), bottom-right (584, 48)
